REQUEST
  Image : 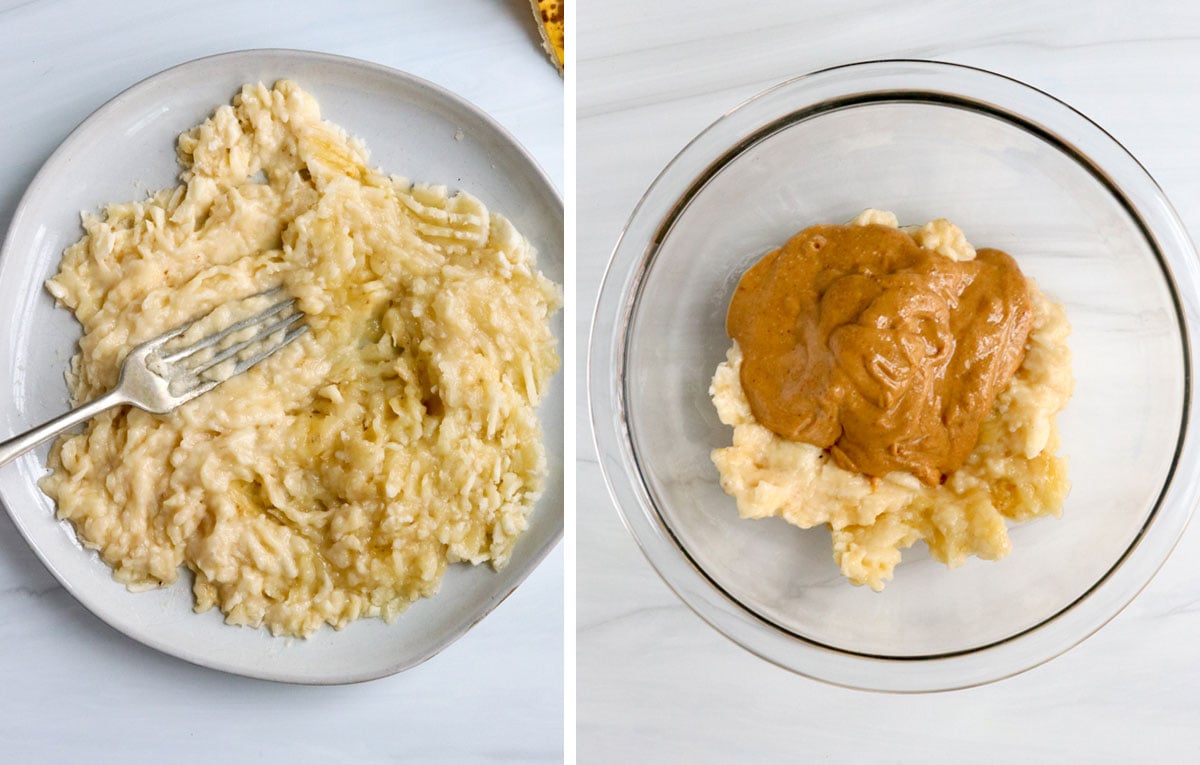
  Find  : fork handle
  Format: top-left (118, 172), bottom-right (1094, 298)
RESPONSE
top-left (0, 390), bottom-right (130, 469)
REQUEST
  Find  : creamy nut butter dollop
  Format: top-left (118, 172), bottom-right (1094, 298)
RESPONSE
top-left (728, 222), bottom-right (1033, 486)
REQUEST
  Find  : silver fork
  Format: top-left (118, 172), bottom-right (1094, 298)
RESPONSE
top-left (0, 287), bottom-right (307, 468)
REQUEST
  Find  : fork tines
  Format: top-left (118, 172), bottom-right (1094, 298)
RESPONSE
top-left (151, 287), bottom-right (309, 386)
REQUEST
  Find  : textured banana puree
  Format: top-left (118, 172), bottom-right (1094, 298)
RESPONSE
top-left (40, 81), bottom-right (561, 636)
top-left (710, 211), bottom-right (1072, 590)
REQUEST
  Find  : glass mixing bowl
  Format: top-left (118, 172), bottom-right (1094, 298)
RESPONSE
top-left (589, 60), bottom-right (1200, 691)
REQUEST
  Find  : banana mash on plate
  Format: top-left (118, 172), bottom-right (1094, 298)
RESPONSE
top-left (40, 81), bottom-right (561, 637)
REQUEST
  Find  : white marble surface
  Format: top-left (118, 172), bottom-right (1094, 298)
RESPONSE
top-left (579, 1), bottom-right (1200, 761)
top-left (0, 1), bottom-right (562, 762)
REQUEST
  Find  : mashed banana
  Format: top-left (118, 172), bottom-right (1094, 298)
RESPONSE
top-left (40, 81), bottom-right (561, 636)
top-left (710, 211), bottom-right (1071, 590)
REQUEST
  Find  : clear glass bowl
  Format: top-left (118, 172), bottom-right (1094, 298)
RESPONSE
top-left (588, 60), bottom-right (1200, 692)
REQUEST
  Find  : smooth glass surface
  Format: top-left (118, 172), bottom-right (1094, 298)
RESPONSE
top-left (591, 60), bottom-right (1200, 690)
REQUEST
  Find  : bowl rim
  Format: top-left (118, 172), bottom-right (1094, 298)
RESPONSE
top-left (588, 58), bottom-right (1200, 692)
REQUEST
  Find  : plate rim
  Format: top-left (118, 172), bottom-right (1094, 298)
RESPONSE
top-left (0, 47), bottom-right (564, 685)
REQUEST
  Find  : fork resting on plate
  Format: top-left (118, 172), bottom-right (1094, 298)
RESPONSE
top-left (0, 287), bottom-right (307, 468)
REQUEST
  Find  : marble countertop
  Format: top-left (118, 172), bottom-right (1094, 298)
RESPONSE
top-left (0, 2), bottom-right (562, 762)
top-left (579, 1), bottom-right (1200, 761)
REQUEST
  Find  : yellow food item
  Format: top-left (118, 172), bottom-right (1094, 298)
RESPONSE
top-left (726, 221), bottom-right (1034, 486)
top-left (40, 81), bottom-right (561, 637)
top-left (531, 0), bottom-right (564, 72)
top-left (710, 210), bottom-right (1072, 590)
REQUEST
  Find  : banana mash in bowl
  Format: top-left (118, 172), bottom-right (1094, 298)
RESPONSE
top-left (590, 60), bottom-right (1200, 691)
top-left (710, 210), bottom-right (1073, 591)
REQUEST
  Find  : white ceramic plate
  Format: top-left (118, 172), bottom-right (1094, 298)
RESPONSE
top-left (0, 50), bottom-right (564, 684)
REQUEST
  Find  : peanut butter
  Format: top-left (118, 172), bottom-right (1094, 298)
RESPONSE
top-left (727, 223), bottom-right (1034, 486)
